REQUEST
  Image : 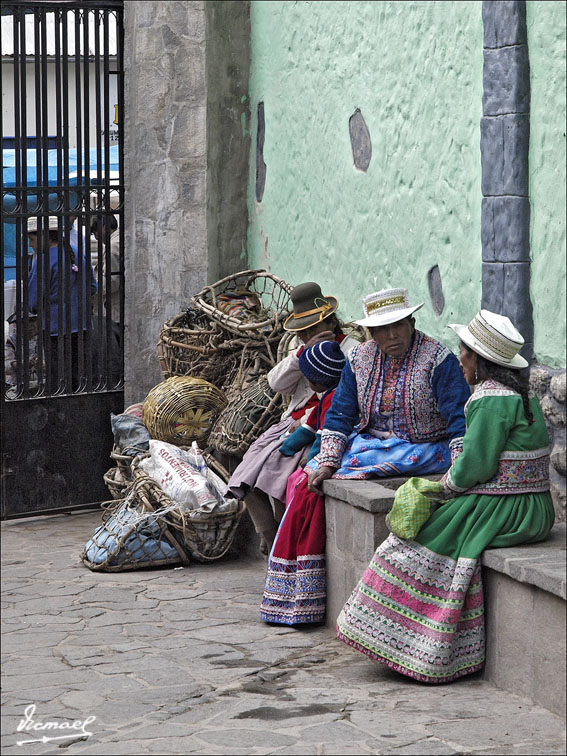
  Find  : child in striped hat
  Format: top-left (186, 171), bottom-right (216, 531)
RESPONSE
top-left (278, 340), bottom-right (346, 463)
top-left (261, 340), bottom-right (345, 625)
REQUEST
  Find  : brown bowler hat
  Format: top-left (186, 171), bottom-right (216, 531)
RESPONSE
top-left (283, 282), bottom-right (339, 332)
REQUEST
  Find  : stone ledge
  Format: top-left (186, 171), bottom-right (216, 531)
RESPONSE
top-left (322, 475), bottom-right (442, 513)
top-left (482, 523), bottom-right (566, 600)
top-left (322, 479), bottom-right (395, 513)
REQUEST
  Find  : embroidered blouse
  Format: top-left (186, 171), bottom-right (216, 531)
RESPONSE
top-left (318, 332), bottom-right (470, 469)
top-left (442, 379), bottom-right (551, 496)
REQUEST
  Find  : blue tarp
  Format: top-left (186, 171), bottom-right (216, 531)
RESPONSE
top-left (3, 146), bottom-right (119, 281)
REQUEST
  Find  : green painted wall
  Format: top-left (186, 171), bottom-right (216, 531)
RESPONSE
top-left (527, 1), bottom-right (566, 368)
top-left (246, 1), bottom-right (483, 350)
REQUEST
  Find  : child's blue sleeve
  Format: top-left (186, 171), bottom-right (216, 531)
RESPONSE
top-left (307, 434), bottom-right (322, 462)
top-left (279, 425), bottom-right (316, 456)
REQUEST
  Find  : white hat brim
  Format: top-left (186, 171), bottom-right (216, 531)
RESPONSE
top-left (448, 323), bottom-right (528, 369)
top-left (355, 302), bottom-right (423, 329)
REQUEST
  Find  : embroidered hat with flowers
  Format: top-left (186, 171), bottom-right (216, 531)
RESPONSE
top-left (354, 287), bottom-right (424, 328)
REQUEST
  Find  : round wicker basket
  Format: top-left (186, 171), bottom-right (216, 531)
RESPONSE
top-left (142, 376), bottom-right (228, 447)
top-left (192, 269), bottom-right (292, 339)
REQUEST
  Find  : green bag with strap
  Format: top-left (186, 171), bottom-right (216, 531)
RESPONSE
top-left (386, 477), bottom-right (444, 540)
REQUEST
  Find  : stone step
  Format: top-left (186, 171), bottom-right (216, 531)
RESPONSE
top-left (323, 478), bottom-right (566, 718)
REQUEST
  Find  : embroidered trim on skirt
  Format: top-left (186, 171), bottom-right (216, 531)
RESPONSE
top-left (336, 534), bottom-right (485, 683)
top-left (260, 471), bottom-right (326, 625)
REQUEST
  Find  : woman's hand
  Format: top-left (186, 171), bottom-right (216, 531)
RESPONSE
top-left (303, 330), bottom-right (335, 349)
top-left (307, 465), bottom-right (335, 494)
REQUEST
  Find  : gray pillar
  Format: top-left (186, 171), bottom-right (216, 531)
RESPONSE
top-left (123, 1), bottom-right (209, 403)
top-left (123, 1), bottom-right (250, 404)
top-left (481, 0), bottom-right (533, 362)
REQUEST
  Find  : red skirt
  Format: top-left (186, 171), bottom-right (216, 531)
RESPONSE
top-left (260, 471), bottom-right (326, 625)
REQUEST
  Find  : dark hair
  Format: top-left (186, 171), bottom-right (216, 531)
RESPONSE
top-left (91, 213), bottom-right (118, 234)
top-left (45, 228), bottom-right (78, 270)
top-left (320, 314), bottom-right (345, 336)
top-left (463, 343), bottom-right (533, 422)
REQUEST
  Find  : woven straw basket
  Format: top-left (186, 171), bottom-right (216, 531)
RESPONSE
top-left (157, 270), bottom-right (292, 388)
top-left (131, 453), bottom-right (245, 562)
top-left (192, 269), bottom-right (292, 339)
top-left (142, 376), bottom-right (227, 447)
top-left (208, 375), bottom-right (284, 458)
top-left (158, 305), bottom-right (227, 382)
top-left (81, 479), bottom-right (190, 572)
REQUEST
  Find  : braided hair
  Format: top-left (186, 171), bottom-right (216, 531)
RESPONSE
top-left (463, 344), bottom-right (533, 422)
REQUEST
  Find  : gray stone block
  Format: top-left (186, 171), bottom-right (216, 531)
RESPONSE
top-left (481, 261), bottom-right (505, 312)
top-left (503, 261), bottom-right (533, 340)
top-left (481, 261), bottom-right (533, 359)
top-left (482, 0), bottom-right (527, 49)
top-left (551, 371), bottom-right (566, 404)
top-left (481, 524), bottom-right (566, 599)
top-left (483, 46), bottom-right (530, 116)
top-left (530, 364), bottom-right (553, 398)
top-left (482, 569), bottom-right (565, 718)
top-left (323, 478), bottom-right (394, 513)
top-left (481, 197), bottom-right (530, 262)
top-left (481, 114), bottom-right (529, 196)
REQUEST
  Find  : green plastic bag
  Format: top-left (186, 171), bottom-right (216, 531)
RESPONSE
top-left (386, 477), bottom-right (444, 540)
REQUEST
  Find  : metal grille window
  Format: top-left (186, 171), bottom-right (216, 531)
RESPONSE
top-left (2, 0), bottom-right (124, 398)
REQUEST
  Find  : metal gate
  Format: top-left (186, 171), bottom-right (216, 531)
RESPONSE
top-left (1, 0), bottom-right (125, 518)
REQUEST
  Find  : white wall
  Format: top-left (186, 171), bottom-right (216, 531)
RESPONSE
top-left (2, 59), bottom-right (118, 148)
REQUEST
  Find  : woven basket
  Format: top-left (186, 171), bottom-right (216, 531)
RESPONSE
top-left (158, 305), bottom-right (229, 383)
top-left (81, 482), bottom-right (190, 572)
top-left (192, 269), bottom-right (292, 339)
top-left (103, 465), bottom-right (130, 500)
top-left (208, 374), bottom-right (284, 458)
top-left (142, 376), bottom-right (228, 447)
top-left (131, 454), bottom-right (245, 562)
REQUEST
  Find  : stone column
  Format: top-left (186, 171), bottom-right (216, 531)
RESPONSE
top-left (123, 1), bottom-right (250, 404)
top-left (481, 1), bottom-right (565, 520)
top-left (480, 0), bottom-right (532, 361)
top-left (123, 1), bottom-right (209, 403)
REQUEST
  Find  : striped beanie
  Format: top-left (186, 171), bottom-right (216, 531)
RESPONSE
top-left (298, 340), bottom-right (346, 388)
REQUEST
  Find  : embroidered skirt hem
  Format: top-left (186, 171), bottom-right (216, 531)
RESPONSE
top-left (335, 628), bottom-right (485, 683)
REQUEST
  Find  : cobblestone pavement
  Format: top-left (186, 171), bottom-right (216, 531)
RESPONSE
top-left (2, 511), bottom-right (566, 756)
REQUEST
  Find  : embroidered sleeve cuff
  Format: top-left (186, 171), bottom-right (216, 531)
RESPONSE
top-left (318, 430), bottom-right (347, 468)
top-left (449, 436), bottom-right (464, 464)
top-left (443, 468), bottom-right (469, 494)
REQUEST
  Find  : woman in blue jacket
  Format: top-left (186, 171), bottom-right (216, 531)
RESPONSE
top-left (27, 216), bottom-right (97, 393)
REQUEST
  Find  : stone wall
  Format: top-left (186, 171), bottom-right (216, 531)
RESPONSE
top-left (530, 366), bottom-right (566, 522)
top-left (123, 1), bottom-right (250, 405)
top-left (123, 1), bottom-right (209, 404)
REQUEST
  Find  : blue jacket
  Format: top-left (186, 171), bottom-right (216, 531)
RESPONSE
top-left (318, 333), bottom-right (470, 468)
top-left (28, 243), bottom-right (98, 335)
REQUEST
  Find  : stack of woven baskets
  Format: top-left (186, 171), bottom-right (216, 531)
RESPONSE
top-left (158, 269), bottom-right (294, 459)
top-left (97, 270), bottom-right (294, 569)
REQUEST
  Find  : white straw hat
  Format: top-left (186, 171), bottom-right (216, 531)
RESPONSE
top-left (27, 216), bottom-right (59, 232)
top-left (448, 310), bottom-right (527, 369)
top-left (354, 288), bottom-right (423, 328)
